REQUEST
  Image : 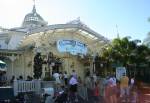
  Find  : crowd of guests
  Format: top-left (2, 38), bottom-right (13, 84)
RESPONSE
top-left (52, 69), bottom-right (79, 102)
top-left (105, 75), bottom-right (138, 103)
top-left (52, 70), bottom-right (102, 103)
top-left (0, 69), bottom-right (138, 103)
top-left (84, 71), bottom-right (138, 103)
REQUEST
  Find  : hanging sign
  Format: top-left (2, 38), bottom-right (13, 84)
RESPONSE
top-left (57, 39), bottom-right (87, 55)
top-left (116, 67), bottom-right (126, 80)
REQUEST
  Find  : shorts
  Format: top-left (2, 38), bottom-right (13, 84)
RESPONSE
top-left (120, 87), bottom-right (129, 97)
top-left (70, 84), bottom-right (78, 93)
top-left (93, 96), bottom-right (99, 102)
top-left (112, 86), bottom-right (117, 95)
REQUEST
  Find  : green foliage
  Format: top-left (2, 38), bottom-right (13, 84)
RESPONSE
top-left (102, 37), bottom-right (150, 68)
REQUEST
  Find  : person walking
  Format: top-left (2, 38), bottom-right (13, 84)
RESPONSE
top-left (85, 73), bottom-right (92, 101)
top-left (53, 71), bottom-right (61, 84)
top-left (93, 82), bottom-right (100, 103)
top-left (71, 69), bottom-right (77, 79)
top-left (120, 74), bottom-right (129, 102)
top-left (69, 75), bottom-right (78, 102)
top-left (109, 75), bottom-right (117, 103)
top-left (63, 71), bottom-right (68, 86)
top-left (53, 71), bottom-right (61, 91)
top-left (93, 72), bottom-right (97, 84)
top-left (104, 80), bottom-right (113, 103)
top-left (130, 76), bottom-right (135, 90)
top-left (129, 86), bottom-right (139, 103)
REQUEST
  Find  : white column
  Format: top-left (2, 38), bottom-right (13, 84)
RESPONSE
top-left (9, 54), bottom-right (16, 76)
top-left (42, 64), bottom-right (46, 78)
top-left (50, 66), bottom-right (52, 77)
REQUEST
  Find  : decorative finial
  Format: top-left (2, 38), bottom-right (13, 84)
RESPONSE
top-left (33, 0), bottom-right (35, 6)
top-left (32, 0), bottom-right (36, 13)
top-left (116, 24), bottom-right (120, 38)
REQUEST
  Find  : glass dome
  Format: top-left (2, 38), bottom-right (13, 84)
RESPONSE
top-left (22, 5), bottom-right (47, 28)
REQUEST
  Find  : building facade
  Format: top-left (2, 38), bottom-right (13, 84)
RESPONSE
top-left (0, 5), bottom-right (109, 80)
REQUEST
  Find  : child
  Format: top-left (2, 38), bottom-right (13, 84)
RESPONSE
top-left (54, 85), bottom-right (68, 103)
top-left (130, 87), bottom-right (138, 103)
top-left (104, 80), bottom-right (113, 103)
top-left (93, 82), bottom-right (100, 103)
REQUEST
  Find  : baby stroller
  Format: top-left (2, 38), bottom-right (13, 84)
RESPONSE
top-left (41, 87), bottom-right (55, 103)
top-left (54, 86), bottom-right (68, 103)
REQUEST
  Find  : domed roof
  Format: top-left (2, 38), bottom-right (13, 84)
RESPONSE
top-left (22, 5), bottom-right (47, 28)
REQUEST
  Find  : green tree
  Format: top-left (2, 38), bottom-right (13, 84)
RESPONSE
top-left (102, 37), bottom-right (150, 82)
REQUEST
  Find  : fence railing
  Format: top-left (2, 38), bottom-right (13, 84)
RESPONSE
top-left (13, 80), bottom-right (56, 96)
top-left (13, 80), bottom-right (40, 96)
top-left (13, 78), bottom-right (106, 100)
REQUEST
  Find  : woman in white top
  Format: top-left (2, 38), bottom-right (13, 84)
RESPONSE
top-left (63, 71), bottom-right (68, 85)
top-left (109, 76), bottom-right (117, 103)
top-left (53, 72), bottom-right (61, 84)
top-left (130, 77), bottom-right (135, 90)
top-left (69, 75), bottom-right (78, 102)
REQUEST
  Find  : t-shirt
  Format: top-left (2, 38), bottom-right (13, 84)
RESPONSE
top-left (69, 77), bottom-right (78, 85)
top-left (93, 74), bottom-right (97, 83)
top-left (72, 72), bottom-right (77, 78)
top-left (63, 74), bottom-right (68, 79)
top-left (109, 77), bottom-right (116, 86)
top-left (120, 76), bottom-right (129, 88)
top-left (53, 73), bottom-right (60, 83)
top-left (53, 73), bottom-right (59, 79)
top-left (131, 78), bottom-right (134, 84)
top-left (85, 76), bottom-right (91, 88)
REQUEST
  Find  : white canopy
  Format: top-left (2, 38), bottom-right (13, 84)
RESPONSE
top-left (0, 60), bottom-right (7, 71)
top-left (0, 60), bottom-right (6, 64)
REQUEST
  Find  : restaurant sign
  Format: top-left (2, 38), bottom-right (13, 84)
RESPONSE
top-left (57, 39), bottom-right (87, 55)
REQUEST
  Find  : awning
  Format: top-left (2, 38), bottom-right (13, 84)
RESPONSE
top-left (0, 60), bottom-right (7, 71)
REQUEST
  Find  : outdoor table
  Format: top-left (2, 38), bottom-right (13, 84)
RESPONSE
top-left (0, 86), bottom-right (14, 101)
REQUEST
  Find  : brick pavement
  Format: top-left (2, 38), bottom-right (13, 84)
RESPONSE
top-left (138, 84), bottom-right (150, 103)
top-left (28, 82), bottom-right (150, 103)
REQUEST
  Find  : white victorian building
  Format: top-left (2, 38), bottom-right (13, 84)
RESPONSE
top-left (0, 5), bottom-right (110, 80)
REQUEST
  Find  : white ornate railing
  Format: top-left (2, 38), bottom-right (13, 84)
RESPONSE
top-left (13, 80), bottom-right (41, 96)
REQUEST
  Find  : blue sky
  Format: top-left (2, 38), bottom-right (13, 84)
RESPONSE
top-left (0, 0), bottom-right (149, 41)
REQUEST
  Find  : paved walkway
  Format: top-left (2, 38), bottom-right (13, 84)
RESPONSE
top-left (80, 83), bottom-right (150, 103)
top-left (118, 83), bottom-right (150, 103)
top-left (138, 83), bottom-right (150, 103)
top-left (18, 82), bottom-right (150, 103)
